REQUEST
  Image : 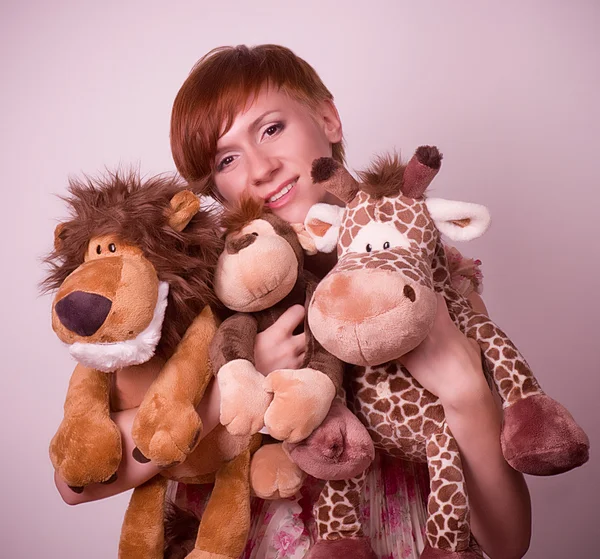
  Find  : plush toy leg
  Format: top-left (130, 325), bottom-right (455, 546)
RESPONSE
top-left (423, 424), bottom-right (471, 558)
top-left (250, 442), bottom-right (305, 499)
top-left (501, 394), bottom-right (590, 475)
top-left (188, 449), bottom-right (251, 559)
top-left (118, 475), bottom-right (168, 559)
top-left (307, 537), bottom-right (377, 559)
top-left (470, 317), bottom-right (589, 475)
top-left (284, 397), bottom-right (374, 480)
top-left (420, 544), bottom-right (482, 558)
top-left (307, 470), bottom-right (376, 559)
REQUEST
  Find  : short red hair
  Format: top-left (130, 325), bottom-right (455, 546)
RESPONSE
top-left (170, 44), bottom-right (345, 196)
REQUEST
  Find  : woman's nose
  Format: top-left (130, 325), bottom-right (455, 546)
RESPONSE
top-left (248, 148), bottom-right (280, 186)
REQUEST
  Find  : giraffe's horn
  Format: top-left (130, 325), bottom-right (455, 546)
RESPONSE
top-left (311, 157), bottom-right (359, 204)
top-left (401, 146), bottom-right (443, 198)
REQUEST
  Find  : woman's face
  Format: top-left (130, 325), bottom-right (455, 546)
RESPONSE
top-left (213, 86), bottom-right (343, 223)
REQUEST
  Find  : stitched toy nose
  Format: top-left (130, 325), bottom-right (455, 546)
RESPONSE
top-left (55, 291), bottom-right (113, 337)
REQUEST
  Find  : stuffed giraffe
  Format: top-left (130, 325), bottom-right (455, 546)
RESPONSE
top-left (298, 147), bottom-right (590, 559)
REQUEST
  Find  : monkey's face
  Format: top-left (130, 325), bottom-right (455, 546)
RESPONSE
top-left (214, 218), bottom-right (299, 312)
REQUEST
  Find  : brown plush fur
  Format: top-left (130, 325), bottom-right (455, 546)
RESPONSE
top-left (42, 170), bottom-right (223, 357)
top-left (164, 502), bottom-right (200, 559)
top-left (357, 152), bottom-right (407, 199)
top-left (415, 145), bottom-right (443, 169)
top-left (311, 156), bottom-right (339, 183)
top-left (221, 194), bottom-right (266, 235)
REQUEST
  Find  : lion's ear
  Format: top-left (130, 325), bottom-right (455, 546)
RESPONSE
top-left (54, 223), bottom-right (67, 251)
top-left (168, 190), bottom-right (200, 232)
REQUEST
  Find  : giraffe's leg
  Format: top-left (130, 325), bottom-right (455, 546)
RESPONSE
top-left (118, 475), bottom-right (169, 559)
top-left (421, 424), bottom-right (480, 559)
top-left (307, 470), bottom-right (376, 559)
top-left (187, 449), bottom-right (252, 559)
top-left (470, 318), bottom-right (589, 475)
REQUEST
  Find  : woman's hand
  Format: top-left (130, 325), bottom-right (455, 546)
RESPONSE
top-left (400, 292), bottom-right (531, 558)
top-left (399, 293), bottom-right (488, 406)
top-left (254, 305), bottom-right (306, 374)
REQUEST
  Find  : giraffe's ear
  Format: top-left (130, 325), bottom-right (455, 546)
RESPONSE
top-left (290, 223), bottom-right (318, 255)
top-left (425, 198), bottom-right (491, 241)
top-left (303, 203), bottom-right (344, 253)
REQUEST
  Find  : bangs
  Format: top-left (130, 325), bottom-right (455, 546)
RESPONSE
top-left (170, 45), bottom-right (335, 193)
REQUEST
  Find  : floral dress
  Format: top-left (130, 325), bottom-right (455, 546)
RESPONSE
top-left (174, 246), bottom-right (484, 559)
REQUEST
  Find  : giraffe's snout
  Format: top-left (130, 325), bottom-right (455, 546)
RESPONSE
top-left (308, 269), bottom-right (438, 366)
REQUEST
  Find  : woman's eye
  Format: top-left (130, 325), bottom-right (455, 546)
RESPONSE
top-left (217, 155), bottom-right (235, 172)
top-left (366, 243), bottom-right (372, 252)
top-left (263, 122), bottom-right (284, 138)
top-left (383, 241), bottom-right (390, 249)
top-left (109, 243), bottom-right (116, 253)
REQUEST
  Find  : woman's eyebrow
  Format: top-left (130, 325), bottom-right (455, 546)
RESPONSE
top-left (215, 110), bottom-right (281, 160)
top-left (249, 109), bottom-right (280, 131)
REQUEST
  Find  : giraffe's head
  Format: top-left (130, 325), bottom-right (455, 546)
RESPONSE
top-left (303, 146), bottom-right (490, 366)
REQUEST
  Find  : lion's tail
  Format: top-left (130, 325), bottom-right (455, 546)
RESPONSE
top-left (164, 501), bottom-right (199, 559)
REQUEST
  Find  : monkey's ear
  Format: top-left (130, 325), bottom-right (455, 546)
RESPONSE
top-left (291, 223), bottom-right (318, 255)
top-left (168, 190), bottom-right (200, 232)
top-left (54, 223), bottom-right (67, 251)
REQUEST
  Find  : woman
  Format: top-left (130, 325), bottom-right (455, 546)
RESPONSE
top-left (55, 44), bottom-right (531, 559)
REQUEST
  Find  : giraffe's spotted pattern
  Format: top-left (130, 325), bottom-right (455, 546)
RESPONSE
top-left (312, 159), bottom-right (544, 555)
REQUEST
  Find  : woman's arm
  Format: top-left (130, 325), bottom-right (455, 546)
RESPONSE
top-left (400, 293), bottom-right (531, 559)
top-left (55, 378), bottom-right (222, 505)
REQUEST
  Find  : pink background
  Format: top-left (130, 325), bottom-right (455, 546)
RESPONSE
top-left (2, 1), bottom-right (597, 557)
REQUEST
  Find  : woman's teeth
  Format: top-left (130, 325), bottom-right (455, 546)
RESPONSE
top-left (267, 180), bottom-right (296, 203)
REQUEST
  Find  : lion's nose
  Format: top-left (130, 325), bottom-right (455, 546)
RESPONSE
top-left (54, 291), bottom-right (112, 336)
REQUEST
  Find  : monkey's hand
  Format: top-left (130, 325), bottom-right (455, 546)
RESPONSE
top-left (264, 368), bottom-right (336, 443)
top-left (218, 359), bottom-right (272, 436)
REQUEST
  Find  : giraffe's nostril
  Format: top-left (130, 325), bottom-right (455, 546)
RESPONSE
top-left (403, 285), bottom-right (416, 302)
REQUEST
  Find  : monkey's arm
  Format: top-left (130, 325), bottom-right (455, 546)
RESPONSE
top-left (210, 312), bottom-right (273, 436)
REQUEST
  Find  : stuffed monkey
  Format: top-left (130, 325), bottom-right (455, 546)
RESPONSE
top-left (209, 196), bottom-right (375, 483)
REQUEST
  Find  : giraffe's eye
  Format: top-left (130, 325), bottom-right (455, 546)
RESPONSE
top-left (108, 243), bottom-right (117, 253)
top-left (96, 245), bottom-right (102, 254)
top-left (383, 241), bottom-right (390, 250)
top-left (366, 244), bottom-right (372, 253)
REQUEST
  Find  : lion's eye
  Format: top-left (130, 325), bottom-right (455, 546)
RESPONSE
top-left (383, 241), bottom-right (390, 249)
top-left (109, 243), bottom-right (116, 253)
top-left (96, 245), bottom-right (102, 254)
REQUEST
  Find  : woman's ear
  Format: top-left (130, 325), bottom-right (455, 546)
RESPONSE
top-left (318, 99), bottom-right (343, 144)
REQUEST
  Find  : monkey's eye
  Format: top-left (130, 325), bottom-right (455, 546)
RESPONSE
top-left (383, 241), bottom-right (390, 249)
top-left (96, 245), bottom-right (102, 254)
top-left (109, 243), bottom-right (117, 253)
top-left (252, 232), bottom-right (258, 236)
top-left (366, 244), bottom-right (372, 253)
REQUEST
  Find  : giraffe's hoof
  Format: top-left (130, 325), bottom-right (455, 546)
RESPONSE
top-left (501, 394), bottom-right (589, 476)
top-left (306, 537), bottom-right (376, 559)
top-left (420, 544), bottom-right (481, 558)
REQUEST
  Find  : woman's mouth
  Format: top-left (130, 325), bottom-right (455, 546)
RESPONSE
top-left (265, 179), bottom-right (298, 208)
